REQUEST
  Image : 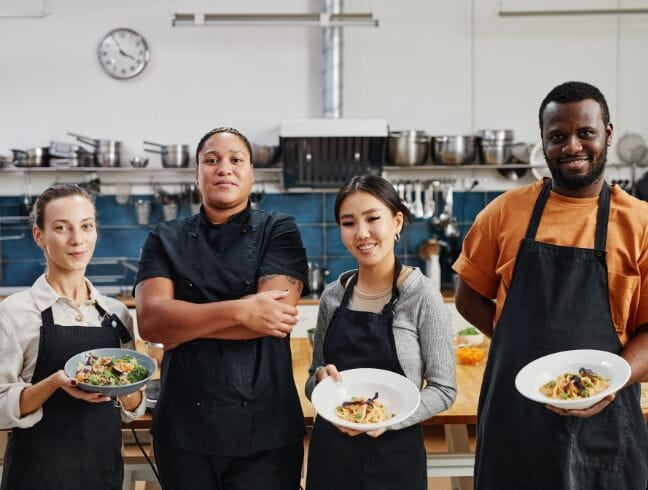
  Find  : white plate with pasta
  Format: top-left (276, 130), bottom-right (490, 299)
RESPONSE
top-left (515, 349), bottom-right (631, 410)
top-left (311, 368), bottom-right (421, 431)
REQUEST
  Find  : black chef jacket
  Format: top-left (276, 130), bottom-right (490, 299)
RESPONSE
top-left (135, 204), bottom-right (309, 456)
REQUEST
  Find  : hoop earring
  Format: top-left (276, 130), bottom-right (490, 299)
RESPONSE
top-left (394, 232), bottom-right (401, 243)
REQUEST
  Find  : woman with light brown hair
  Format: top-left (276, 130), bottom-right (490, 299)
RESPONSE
top-left (0, 184), bottom-right (144, 490)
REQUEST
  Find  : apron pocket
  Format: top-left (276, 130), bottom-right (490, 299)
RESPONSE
top-left (607, 272), bottom-right (639, 334)
top-left (571, 402), bottom-right (629, 473)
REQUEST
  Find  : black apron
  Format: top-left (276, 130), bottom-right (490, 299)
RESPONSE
top-left (1, 303), bottom-right (129, 490)
top-left (306, 260), bottom-right (427, 490)
top-left (474, 179), bottom-right (648, 490)
top-left (152, 210), bottom-right (304, 457)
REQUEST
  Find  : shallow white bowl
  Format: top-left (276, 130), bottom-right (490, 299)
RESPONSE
top-left (311, 368), bottom-right (421, 431)
top-left (515, 349), bottom-right (630, 410)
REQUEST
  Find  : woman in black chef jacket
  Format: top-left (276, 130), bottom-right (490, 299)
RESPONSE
top-left (134, 127), bottom-right (309, 489)
top-left (305, 174), bottom-right (456, 490)
top-left (0, 184), bottom-right (145, 490)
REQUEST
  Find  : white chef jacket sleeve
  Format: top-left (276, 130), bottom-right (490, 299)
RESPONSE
top-left (108, 301), bottom-right (147, 422)
top-left (0, 309), bottom-right (43, 429)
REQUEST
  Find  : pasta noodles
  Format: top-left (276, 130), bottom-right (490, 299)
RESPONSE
top-left (539, 367), bottom-right (609, 400)
top-left (335, 392), bottom-right (394, 424)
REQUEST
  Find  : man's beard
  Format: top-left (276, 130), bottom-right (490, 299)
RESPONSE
top-left (545, 146), bottom-right (607, 190)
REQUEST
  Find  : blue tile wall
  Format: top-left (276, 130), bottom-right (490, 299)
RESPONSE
top-left (0, 191), bottom-right (501, 288)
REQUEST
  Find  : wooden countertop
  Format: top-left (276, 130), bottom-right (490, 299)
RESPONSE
top-left (115, 292), bottom-right (454, 309)
top-left (128, 338), bottom-right (648, 429)
top-left (116, 296), bottom-right (323, 308)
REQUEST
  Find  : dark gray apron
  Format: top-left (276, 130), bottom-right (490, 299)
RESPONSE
top-left (306, 260), bottom-right (427, 490)
top-left (1, 303), bottom-right (129, 490)
top-left (474, 179), bottom-right (648, 489)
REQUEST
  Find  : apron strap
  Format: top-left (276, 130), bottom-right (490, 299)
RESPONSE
top-left (594, 182), bottom-right (611, 251)
top-left (341, 258), bottom-right (403, 312)
top-left (525, 178), bottom-right (611, 250)
top-left (525, 179), bottom-right (553, 240)
top-left (383, 258), bottom-right (403, 317)
top-left (41, 307), bottom-right (55, 327)
top-left (94, 302), bottom-right (107, 317)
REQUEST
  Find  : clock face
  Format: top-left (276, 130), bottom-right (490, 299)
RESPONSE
top-left (97, 28), bottom-right (149, 79)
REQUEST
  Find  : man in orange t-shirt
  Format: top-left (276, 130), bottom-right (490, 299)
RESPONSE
top-left (454, 81), bottom-right (648, 490)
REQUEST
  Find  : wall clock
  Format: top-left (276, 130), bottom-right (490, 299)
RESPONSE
top-left (97, 28), bottom-right (150, 79)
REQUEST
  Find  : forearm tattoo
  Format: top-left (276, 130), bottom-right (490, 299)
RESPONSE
top-left (259, 274), bottom-right (303, 293)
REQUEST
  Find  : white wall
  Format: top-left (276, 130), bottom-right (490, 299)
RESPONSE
top-left (1, 0), bottom-right (648, 165)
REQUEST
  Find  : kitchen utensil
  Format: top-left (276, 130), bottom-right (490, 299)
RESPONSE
top-left (397, 182), bottom-right (406, 206)
top-left (444, 218), bottom-right (461, 238)
top-left (418, 239), bottom-right (442, 290)
top-left (115, 183), bottom-right (131, 205)
top-left (437, 185), bottom-right (453, 226)
top-left (431, 136), bottom-right (478, 165)
top-left (11, 147), bottom-right (50, 167)
top-left (404, 182), bottom-right (415, 213)
top-left (68, 132), bottom-right (122, 167)
top-left (134, 199), bottom-right (152, 225)
top-left (251, 144), bottom-right (281, 167)
top-left (311, 368), bottom-right (421, 431)
top-left (617, 133), bottom-right (647, 164)
top-left (130, 156), bottom-right (149, 168)
top-left (515, 349), bottom-right (630, 410)
top-left (144, 342), bottom-right (164, 366)
top-left (143, 141), bottom-right (191, 168)
top-left (423, 181), bottom-right (435, 219)
top-left (162, 202), bottom-right (178, 221)
top-left (412, 181), bottom-right (424, 219)
top-left (387, 131), bottom-right (428, 166)
top-left (308, 262), bottom-right (329, 295)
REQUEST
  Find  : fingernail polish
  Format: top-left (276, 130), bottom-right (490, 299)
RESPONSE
top-left (70, 379), bottom-right (78, 386)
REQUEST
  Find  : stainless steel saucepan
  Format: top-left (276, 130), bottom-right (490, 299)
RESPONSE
top-left (11, 147), bottom-right (50, 167)
top-left (143, 141), bottom-right (191, 168)
top-left (68, 132), bottom-right (122, 167)
top-left (387, 130), bottom-right (429, 166)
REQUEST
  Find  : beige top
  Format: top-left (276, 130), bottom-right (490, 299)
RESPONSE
top-left (349, 267), bottom-right (414, 313)
top-left (0, 274), bottom-right (145, 430)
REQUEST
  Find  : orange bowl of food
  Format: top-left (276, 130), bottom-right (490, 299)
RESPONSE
top-left (455, 346), bottom-right (486, 365)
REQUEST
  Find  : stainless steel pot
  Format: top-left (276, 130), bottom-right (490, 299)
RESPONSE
top-left (68, 132), bottom-right (122, 167)
top-left (480, 141), bottom-right (514, 165)
top-left (431, 136), bottom-right (478, 165)
top-left (144, 141), bottom-right (191, 168)
top-left (49, 142), bottom-right (94, 167)
top-left (251, 144), bottom-right (280, 167)
top-left (477, 129), bottom-right (514, 142)
top-left (11, 147), bottom-right (50, 167)
top-left (387, 130), bottom-right (429, 166)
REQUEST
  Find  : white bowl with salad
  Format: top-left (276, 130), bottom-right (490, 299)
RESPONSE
top-left (64, 348), bottom-right (156, 396)
top-left (455, 326), bottom-right (485, 347)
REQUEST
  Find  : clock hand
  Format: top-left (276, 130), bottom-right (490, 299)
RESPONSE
top-left (111, 35), bottom-right (136, 61)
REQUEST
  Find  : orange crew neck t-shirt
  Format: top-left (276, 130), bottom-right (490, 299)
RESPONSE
top-left (453, 180), bottom-right (648, 344)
